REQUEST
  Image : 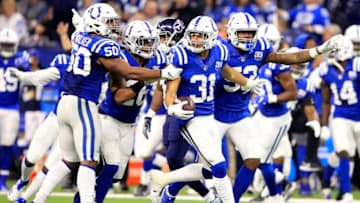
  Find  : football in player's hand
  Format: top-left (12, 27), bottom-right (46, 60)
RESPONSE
top-left (176, 97), bottom-right (196, 111)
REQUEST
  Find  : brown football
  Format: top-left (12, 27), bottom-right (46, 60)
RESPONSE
top-left (176, 96), bottom-right (196, 111)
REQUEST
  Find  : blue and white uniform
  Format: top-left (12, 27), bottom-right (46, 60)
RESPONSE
top-left (100, 48), bottom-right (167, 179)
top-left (58, 32), bottom-right (121, 162)
top-left (254, 62), bottom-right (293, 163)
top-left (0, 51), bottom-right (30, 146)
top-left (24, 54), bottom-right (69, 167)
top-left (214, 38), bottom-right (273, 160)
top-left (319, 58), bottom-right (360, 156)
top-left (170, 42), bottom-right (228, 167)
top-left (273, 78), bottom-right (315, 163)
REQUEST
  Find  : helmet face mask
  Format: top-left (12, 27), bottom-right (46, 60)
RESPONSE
top-left (227, 12), bottom-right (258, 51)
top-left (156, 18), bottom-right (185, 54)
top-left (291, 64), bottom-right (306, 80)
top-left (83, 3), bottom-right (121, 40)
top-left (124, 20), bottom-right (160, 59)
top-left (0, 28), bottom-right (19, 58)
top-left (184, 16), bottom-right (218, 54)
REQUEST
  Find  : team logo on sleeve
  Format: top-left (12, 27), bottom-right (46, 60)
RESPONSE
top-left (215, 61), bottom-right (223, 70)
top-left (254, 51), bottom-right (263, 61)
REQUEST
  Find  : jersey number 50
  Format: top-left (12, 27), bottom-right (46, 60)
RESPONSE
top-left (67, 46), bottom-right (92, 77)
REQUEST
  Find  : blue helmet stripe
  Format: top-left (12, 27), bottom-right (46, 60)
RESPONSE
top-left (244, 13), bottom-right (250, 27)
top-left (264, 25), bottom-right (269, 34)
top-left (210, 20), bottom-right (216, 32)
top-left (194, 16), bottom-right (202, 29)
top-left (144, 21), bottom-right (152, 34)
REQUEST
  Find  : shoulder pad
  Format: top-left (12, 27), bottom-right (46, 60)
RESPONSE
top-left (171, 45), bottom-right (188, 66)
top-left (215, 41), bottom-right (229, 61)
top-left (155, 49), bottom-right (168, 65)
top-left (50, 54), bottom-right (70, 67)
top-left (352, 57), bottom-right (360, 72)
top-left (91, 39), bottom-right (121, 58)
top-left (256, 37), bottom-right (272, 51)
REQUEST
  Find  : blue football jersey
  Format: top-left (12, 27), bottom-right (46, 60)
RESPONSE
top-left (170, 42), bottom-right (228, 117)
top-left (100, 49), bottom-right (168, 123)
top-left (49, 54), bottom-right (70, 114)
top-left (320, 58), bottom-right (360, 121)
top-left (214, 38), bottom-right (273, 123)
top-left (296, 77), bottom-right (316, 104)
top-left (63, 32), bottom-right (121, 103)
top-left (0, 51), bottom-right (30, 109)
top-left (258, 63), bottom-right (292, 117)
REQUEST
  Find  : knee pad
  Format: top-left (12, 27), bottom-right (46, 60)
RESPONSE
top-left (210, 162), bottom-right (227, 178)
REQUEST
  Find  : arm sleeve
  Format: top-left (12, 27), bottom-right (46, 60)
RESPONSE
top-left (18, 68), bottom-right (61, 86)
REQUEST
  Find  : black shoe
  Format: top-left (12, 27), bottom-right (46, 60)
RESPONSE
top-left (299, 161), bottom-right (323, 172)
top-left (250, 195), bottom-right (265, 202)
top-left (119, 182), bottom-right (129, 192)
top-left (133, 184), bottom-right (150, 197)
top-left (336, 189), bottom-right (344, 201)
top-left (283, 181), bottom-right (297, 201)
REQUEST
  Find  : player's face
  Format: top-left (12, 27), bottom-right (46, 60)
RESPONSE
top-left (159, 32), bottom-right (171, 44)
top-left (106, 17), bottom-right (121, 40)
top-left (137, 37), bottom-right (157, 54)
top-left (353, 42), bottom-right (360, 57)
top-left (236, 31), bottom-right (254, 40)
top-left (190, 32), bottom-right (206, 48)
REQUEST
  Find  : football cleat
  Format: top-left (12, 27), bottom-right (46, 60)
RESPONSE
top-left (8, 179), bottom-right (29, 201)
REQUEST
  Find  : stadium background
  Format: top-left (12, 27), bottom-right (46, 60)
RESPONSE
top-left (0, 0), bottom-right (360, 202)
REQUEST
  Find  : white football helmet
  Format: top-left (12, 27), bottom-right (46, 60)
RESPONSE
top-left (227, 12), bottom-right (257, 51)
top-left (344, 25), bottom-right (360, 57)
top-left (257, 24), bottom-right (281, 51)
top-left (123, 20), bottom-right (159, 59)
top-left (0, 28), bottom-right (19, 58)
top-left (83, 3), bottom-right (120, 40)
top-left (184, 16), bottom-right (218, 53)
top-left (286, 47), bottom-right (307, 80)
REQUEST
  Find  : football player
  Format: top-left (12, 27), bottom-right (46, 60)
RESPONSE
top-left (320, 36), bottom-right (359, 203)
top-left (151, 15), bottom-right (265, 203)
top-left (30, 3), bottom-right (181, 203)
top-left (0, 28), bottom-right (30, 191)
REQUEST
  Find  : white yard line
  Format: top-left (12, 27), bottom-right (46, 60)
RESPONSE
top-left (1, 191), bottom-right (359, 202)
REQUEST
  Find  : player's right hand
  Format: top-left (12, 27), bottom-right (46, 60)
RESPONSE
top-left (320, 126), bottom-right (331, 141)
top-left (161, 64), bottom-right (182, 80)
top-left (167, 101), bottom-right (194, 120)
top-left (244, 78), bottom-right (266, 95)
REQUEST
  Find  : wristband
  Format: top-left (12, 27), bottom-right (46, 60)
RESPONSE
top-left (146, 109), bottom-right (156, 117)
top-left (268, 94), bottom-right (278, 103)
top-left (309, 47), bottom-right (321, 59)
top-left (129, 81), bottom-right (145, 93)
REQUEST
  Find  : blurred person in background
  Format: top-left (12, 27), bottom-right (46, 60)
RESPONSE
top-left (278, 0), bottom-right (330, 45)
top-left (0, 0), bottom-right (28, 43)
top-left (252, 0), bottom-right (277, 25)
top-left (19, 49), bottom-right (45, 146)
top-left (222, 0), bottom-right (255, 20)
top-left (18, 0), bottom-right (48, 35)
top-left (131, 0), bottom-right (164, 26)
top-left (166, 0), bottom-right (206, 25)
top-left (0, 28), bottom-right (30, 191)
top-left (119, 0), bottom-right (147, 21)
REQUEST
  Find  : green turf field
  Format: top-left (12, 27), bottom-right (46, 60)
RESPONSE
top-left (1, 180), bottom-right (359, 203)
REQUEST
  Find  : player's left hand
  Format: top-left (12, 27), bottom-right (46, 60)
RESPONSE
top-left (143, 116), bottom-right (152, 139)
top-left (318, 34), bottom-right (343, 54)
top-left (306, 120), bottom-right (321, 138)
top-left (161, 64), bottom-right (182, 80)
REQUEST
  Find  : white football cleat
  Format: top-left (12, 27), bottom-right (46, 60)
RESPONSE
top-left (150, 169), bottom-right (171, 201)
top-left (340, 193), bottom-right (353, 203)
top-left (8, 179), bottom-right (28, 201)
top-left (264, 194), bottom-right (285, 203)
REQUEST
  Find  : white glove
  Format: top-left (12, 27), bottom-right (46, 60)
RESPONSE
top-left (306, 120), bottom-right (321, 138)
top-left (161, 64), bottom-right (182, 80)
top-left (72, 9), bottom-right (84, 31)
top-left (5, 68), bottom-right (23, 80)
top-left (167, 101), bottom-right (194, 120)
top-left (244, 78), bottom-right (266, 95)
top-left (310, 34), bottom-right (343, 58)
top-left (320, 126), bottom-right (331, 141)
